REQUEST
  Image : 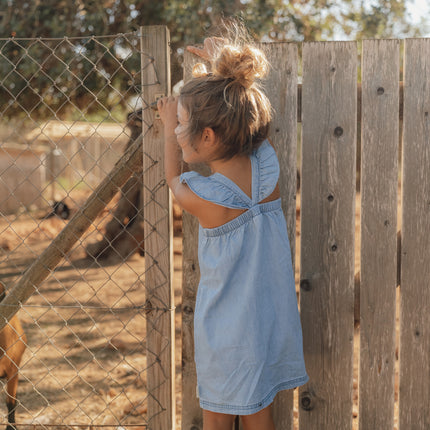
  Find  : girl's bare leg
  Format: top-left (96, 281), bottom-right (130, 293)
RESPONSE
top-left (241, 405), bottom-right (276, 430)
top-left (203, 409), bottom-right (236, 430)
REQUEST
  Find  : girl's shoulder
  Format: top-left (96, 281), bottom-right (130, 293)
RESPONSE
top-left (254, 139), bottom-right (279, 169)
top-left (172, 139), bottom-right (280, 226)
top-left (172, 171), bottom-right (249, 229)
top-left (253, 140), bottom-right (280, 203)
top-left (179, 171), bottom-right (251, 209)
top-left (180, 139), bottom-right (280, 207)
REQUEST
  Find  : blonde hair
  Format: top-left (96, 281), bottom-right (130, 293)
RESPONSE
top-left (180, 27), bottom-right (272, 160)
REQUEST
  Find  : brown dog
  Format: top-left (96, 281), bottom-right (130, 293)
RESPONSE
top-left (0, 282), bottom-right (27, 430)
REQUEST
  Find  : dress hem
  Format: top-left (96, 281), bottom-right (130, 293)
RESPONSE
top-left (199, 374), bottom-right (309, 416)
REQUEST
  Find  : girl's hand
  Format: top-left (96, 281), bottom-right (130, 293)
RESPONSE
top-left (186, 37), bottom-right (227, 61)
top-left (157, 96), bottom-right (178, 136)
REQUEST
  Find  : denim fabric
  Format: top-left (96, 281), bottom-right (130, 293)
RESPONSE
top-left (180, 140), bottom-right (308, 415)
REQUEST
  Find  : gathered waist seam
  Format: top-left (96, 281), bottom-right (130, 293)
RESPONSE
top-left (200, 199), bottom-right (282, 237)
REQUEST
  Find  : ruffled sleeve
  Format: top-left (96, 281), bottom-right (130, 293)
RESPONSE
top-left (180, 171), bottom-right (251, 209)
top-left (254, 140), bottom-right (280, 203)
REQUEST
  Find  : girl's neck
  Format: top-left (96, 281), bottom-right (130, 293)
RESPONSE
top-left (208, 153), bottom-right (250, 176)
top-left (208, 153), bottom-right (253, 200)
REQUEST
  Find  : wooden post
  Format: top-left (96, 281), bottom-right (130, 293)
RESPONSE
top-left (399, 38), bottom-right (430, 430)
top-left (359, 39), bottom-right (399, 430)
top-left (299, 42), bottom-right (357, 430)
top-left (258, 41), bottom-right (298, 430)
top-left (141, 26), bottom-right (175, 430)
top-left (181, 51), bottom-right (208, 430)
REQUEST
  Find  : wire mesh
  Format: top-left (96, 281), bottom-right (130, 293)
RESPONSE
top-left (0, 30), bottom-right (171, 429)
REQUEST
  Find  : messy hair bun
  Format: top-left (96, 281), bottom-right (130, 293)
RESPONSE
top-left (214, 44), bottom-right (269, 89)
top-left (181, 22), bottom-right (272, 160)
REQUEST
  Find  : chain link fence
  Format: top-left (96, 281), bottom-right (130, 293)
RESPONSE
top-left (0, 28), bottom-right (174, 429)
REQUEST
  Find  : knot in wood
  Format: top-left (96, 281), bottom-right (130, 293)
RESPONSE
top-left (377, 87), bottom-right (385, 95)
top-left (327, 194), bottom-right (334, 202)
top-left (300, 279), bottom-right (311, 291)
top-left (331, 244), bottom-right (338, 252)
top-left (183, 305), bottom-right (194, 315)
top-left (300, 392), bottom-right (314, 411)
top-left (334, 126), bottom-right (343, 138)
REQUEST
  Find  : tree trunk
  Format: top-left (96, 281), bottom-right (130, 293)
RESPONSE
top-left (86, 110), bottom-right (145, 261)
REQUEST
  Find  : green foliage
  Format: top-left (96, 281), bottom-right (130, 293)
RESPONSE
top-left (0, 34), bottom-right (142, 120)
top-left (0, 0), bottom-right (427, 119)
top-left (343, 0), bottom-right (424, 39)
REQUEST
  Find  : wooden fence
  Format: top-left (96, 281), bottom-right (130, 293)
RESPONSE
top-left (181, 39), bottom-right (430, 429)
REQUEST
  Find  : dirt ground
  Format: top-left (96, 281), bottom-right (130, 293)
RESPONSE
top-left (0, 190), bottom-right (167, 429)
top-left (0, 191), bottom-right (400, 429)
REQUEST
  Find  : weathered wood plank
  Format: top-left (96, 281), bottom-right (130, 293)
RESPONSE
top-left (260, 42), bottom-right (298, 254)
top-left (299, 41), bottom-right (357, 430)
top-left (258, 41), bottom-right (298, 430)
top-left (359, 39), bottom-right (399, 430)
top-left (293, 81), bottom-right (406, 123)
top-left (181, 50), bottom-right (207, 430)
top-left (399, 38), bottom-right (430, 430)
top-left (141, 26), bottom-right (174, 430)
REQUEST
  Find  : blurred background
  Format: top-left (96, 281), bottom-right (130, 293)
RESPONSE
top-left (1, 0), bottom-right (430, 121)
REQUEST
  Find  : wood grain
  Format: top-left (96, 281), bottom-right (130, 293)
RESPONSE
top-left (141, 26), bottom-right (175, 430)
top-left (181, 50), bottom-right (206, 430)
top-left (299, 41), bottom-right (357, 430)
top-left (258, 41), bottom-right (298, 430)
top-left (399, 38), bottom-right (430, 430)
top-left (359, 39), bottom-right (399, 430)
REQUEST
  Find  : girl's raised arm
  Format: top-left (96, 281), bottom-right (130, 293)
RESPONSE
top-left (157, 96), bottom-right (182, 185)
top-left (157, 96), bottom-right (205, 219)
top-left (186, 37), bottom-right (227, 61)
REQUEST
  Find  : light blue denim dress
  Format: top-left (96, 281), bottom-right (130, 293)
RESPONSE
top-left (180, 140), bottom-right (308, 415)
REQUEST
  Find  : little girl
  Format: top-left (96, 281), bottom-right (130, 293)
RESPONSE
top-left (158, 33), bottom-right (308, 430)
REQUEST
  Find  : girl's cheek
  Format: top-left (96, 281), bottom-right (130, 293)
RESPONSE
top-left (175, 126), bottom-right (189, 145)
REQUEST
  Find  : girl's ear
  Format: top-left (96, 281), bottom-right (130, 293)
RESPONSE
top-left (202, 127), bottom-right (217, 146)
